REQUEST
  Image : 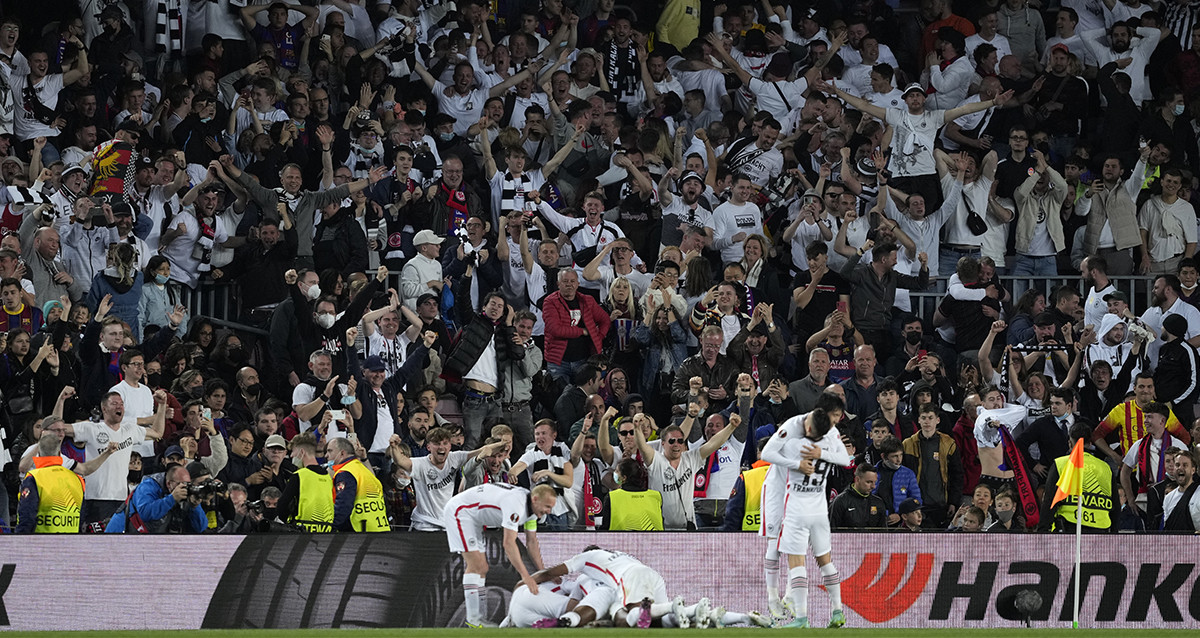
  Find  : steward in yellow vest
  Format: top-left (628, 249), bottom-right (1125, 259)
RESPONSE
top-left (17, 455), bottom-right (85, 533)
top-left (1038, 427), bottom-right (1120, 533)
top-left (329, 438), bottom-right (388, 532)
top-left (277, 434), bottom-right (334, 532)
top-left (724, 461), bottom-right (770, 531)
top-left (599, 457), bottom-right (664, 530)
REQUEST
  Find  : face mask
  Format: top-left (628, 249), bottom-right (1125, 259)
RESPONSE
top-left (128, 469), bottom-right (143, 483)
top-left (315, 313), bottom-right (336, 329)
top-left (323, 459), bottom-right (336, 471)
top-left (228, 348), bottom-right (248, 363)
top-left (189, 386), bottom-right (205, 399)
top-left (439, 132), bottom-right (454, 141)
top-left (245, 382), bottom-right (263, 396)
top-left (1175, 104), bottom-right (1186, 116)
top-left (882, 459), bottom-right (900, 470)
top-left (395, 476), bottom-right (412, 488)
top-left (154, 273), bottom-right (169, 284)
top-left (263, 507), bottom-right (277, 520)
top-left (200, 116), bottom-right (214, 123)
top-left (147, 372), bottom-right (162, 387)
top-left (905, 331), bottom-right (922, 346)
top-left (291, 455), bottom-right (303, 466)
top-left (996, 508), bottom-right (1015, 523)
top-left (341, 395), bottom-right (357, 405)
top-left (306, 284), bottom-right (322, 300)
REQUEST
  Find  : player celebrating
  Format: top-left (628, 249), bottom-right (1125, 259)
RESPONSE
top-left (443, 482), bottom-right (558, 628)
top-left (504, 573), bottom-right (616, 628)
top-left (761, 394), bottom-right (851, 628)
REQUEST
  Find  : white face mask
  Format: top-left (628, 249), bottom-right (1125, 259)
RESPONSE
top-left (306, 283), bottom-right (322, 300)
top-left (395, 476), bottom-right (412, 488)
top-left (315, 313), bottom-right (336, 329)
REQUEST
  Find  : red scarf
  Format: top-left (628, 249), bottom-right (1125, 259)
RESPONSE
top-left (440, 182), bottom-right (469, 233)
top-left (1136, 433), bottom-right (1173, 492)
top-left (999, 425), bottom-right (1039, 529)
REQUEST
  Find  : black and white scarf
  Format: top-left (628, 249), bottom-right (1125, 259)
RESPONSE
top-left (348, 144), bottom-right (384, 179)
top-left (500, 171), bottom-right (534, 214)
top-left (154, 0), bottom-right (184, 57)
top-left (998, 343), bottom-right (1069, 394)
top-left (605, 41), bottom-right (638, 98)
top-left (191, 215), bottom-right (217, 273)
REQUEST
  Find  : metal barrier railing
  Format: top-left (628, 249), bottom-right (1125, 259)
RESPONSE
top-left (182, 273), bottom-right (1159, 335)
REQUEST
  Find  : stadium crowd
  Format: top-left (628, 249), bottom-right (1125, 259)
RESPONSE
top-left (1, 0), bottom-right (1199, 536)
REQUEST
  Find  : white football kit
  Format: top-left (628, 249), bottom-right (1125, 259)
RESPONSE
top-left (761, 414), bottom-right (850, 556)
top-left (443, 483), bottom-right (538, 553)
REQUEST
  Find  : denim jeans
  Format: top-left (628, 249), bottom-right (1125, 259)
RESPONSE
top-left (1011, 254), bottom-right (1059, 276)
top-left (461, 395), bottom-right (502, 449)
top-left (547, 360), bottom-right (587, 386)
top-left (939, 246), bottom-right (982, 277)
top-left (540, 511), bottom-right (568, 531)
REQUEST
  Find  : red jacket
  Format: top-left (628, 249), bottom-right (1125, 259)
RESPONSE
top-left (542, 291), bottom-right (610, 365)
top-left (952, 411), bottom-right (981, 498)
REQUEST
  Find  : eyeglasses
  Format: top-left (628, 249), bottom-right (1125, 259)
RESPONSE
top-left (124, 361), bottom-right (145, 368)
top-left (1009, 135), bottom-right (1028, 141)
top-left (666, 438), bottom-right (685, 445)
top-left (618, 430), bottom-right (635, 436)
top-left (236, 437), bottom-right (255, 444)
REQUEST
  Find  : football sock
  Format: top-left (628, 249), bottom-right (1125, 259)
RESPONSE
top-left (821, 563), bottom-right (843, 611)
top-left (788, 565), bottom-right (808, 617)
top-left (463, 573), bottom-right (486, 623)
top-left (764, 545), bottom-right (781, 601)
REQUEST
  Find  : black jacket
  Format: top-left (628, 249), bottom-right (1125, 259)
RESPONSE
top-left (444, 273), bottom-right (525, 385)
top-left (1015, 414), bottom-right (1072, 470)
top-left (1154, 339), bottom-right (1200, 409)
top-left (79, 318), bottom-right (175, 409)
top-left (347, 343), bottom-right (431, 450)
top-left (829, 487), bottom-right (889, 529)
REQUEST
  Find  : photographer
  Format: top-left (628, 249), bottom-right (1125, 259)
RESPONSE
top-left (219, 483), bottom-right (281, 533)
top-left (105, 462), bottom-right (208, 533)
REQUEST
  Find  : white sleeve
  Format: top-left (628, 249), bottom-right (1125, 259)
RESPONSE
top-left (947, 274), bottom-right (988, 301)
top-left (760, 418), bottom-right (800, 470)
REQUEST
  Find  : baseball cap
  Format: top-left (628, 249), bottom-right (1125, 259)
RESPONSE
top-left (163, 445), bottom-right (185, 460)
top-left (417, 292), bottom-right (439, 307)
top-left (898, 498), bottom-right (921, 515)
top-left (117, 120), bottom-right (142, 134)
top-left (902, 83), bottom-right (925, 97)
top-left (265, 434), bottom-right (288, 449)
top-left (1033, 311), bottom-right (1057, 327)
top-left (801, 188), bottom-right (821, 200)
top-left (185, 461), bottom-right (210, 481)
top-left (680, 170), bottom-right (704, 185)
top-left (750, 321), bottom-right (771, 336)
top-left (1102, 290), bottom-right (1129, 304)
top-left (1, 156), bottom-right (26, 168)
top-left (110, 202), bottom-right (133, 217)
top-left (429, 113), bottom-right (457, 129)
top-left (1049, 43), bottom-right (1070, 56)
top-left (363, 355), bottom-right (387, 371)
top-left (414, 229), bottom-right (444, 246)
top-left (135, 155), bottom-right (155, 171)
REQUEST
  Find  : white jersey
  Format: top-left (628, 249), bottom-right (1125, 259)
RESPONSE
top-left (563, 549), bottom-right (649, 591)
top-left (647, 448), bottom-right (704, 529)
top-left (759, 461), bottom-right (786, 538)
top-left (446, 482), bottom-right (538, 531)
top-left (410, 450), bottom-right (474, 530)
top-left (760, 414), bottom-right (850, 514)
top-left (71, 420), bottom-right (146, 501)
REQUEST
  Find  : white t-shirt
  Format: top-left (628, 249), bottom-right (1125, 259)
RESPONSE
top-left (647, 448), bottom-right (704, 529)
top-left (411, 450), bottom-right (475, 530)
top-left (885, 108), bottom-right (947, 178)
top-left (711, 200), bottom-right (764, 262)
top-left (111, 382), bottom-right (156, 459)
top-left (161, 212), bottom-right (229, 288)
top-left (11, 73), bottom-right (65, 141)
top-left (1123, 435), bottom-right (1166, 505)
top-left (434, 81), bottom-right (490, 136)
top-left (72, 420), bottom-right (146, 501)
top-left (517, 442), bottom-right (572, 517)
top-left (688, 437), bottom-right (744, 499)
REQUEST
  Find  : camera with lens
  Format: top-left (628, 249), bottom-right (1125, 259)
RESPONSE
top-left (763, 173), bottom-right (799, 209)
top-left (187, 479), bottom-right (224, 498)
top-left (246, 499), bottom-right (265, 514)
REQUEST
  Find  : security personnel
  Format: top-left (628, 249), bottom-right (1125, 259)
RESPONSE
top-left (328, 437), bottom-right (388, 532)
top-left (1039, 423), bottom-right (1120, 533)
top-left (599, 458), bottom-right (664, 530)
top-left (723, 441), bottom-right (771, 531)
top-left (16, 434), bottom-right (90, 533)
top-left (278, 433), bottom-right (334, 532)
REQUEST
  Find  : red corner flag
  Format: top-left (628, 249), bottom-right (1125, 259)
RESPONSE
top-left (1052, 438), bottom-right (1086, 508)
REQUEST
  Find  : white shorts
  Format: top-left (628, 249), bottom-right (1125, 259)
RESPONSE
top-left (443, 502), bottom-right (485, 554)
top-left (777, 504), bottom-right (832, 557)
top-left (576, 584), bottom-right (618, 620)
top-left (507, 585), bottom-right (571, 627)
top-left (616, 565), bottom-right (669, 612)
top-left (759, 482), bottom-right (785, 539)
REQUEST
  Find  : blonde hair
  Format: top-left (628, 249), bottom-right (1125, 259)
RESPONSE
top-left (608, 276), bottom-right (637, 317)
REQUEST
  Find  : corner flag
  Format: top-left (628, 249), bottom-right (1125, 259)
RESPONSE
top-left (1052, 438), bottom-right (1085, 508)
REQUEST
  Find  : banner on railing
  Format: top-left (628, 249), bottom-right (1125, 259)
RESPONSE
top-left (0, 533), bottom-right (1195, 630)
